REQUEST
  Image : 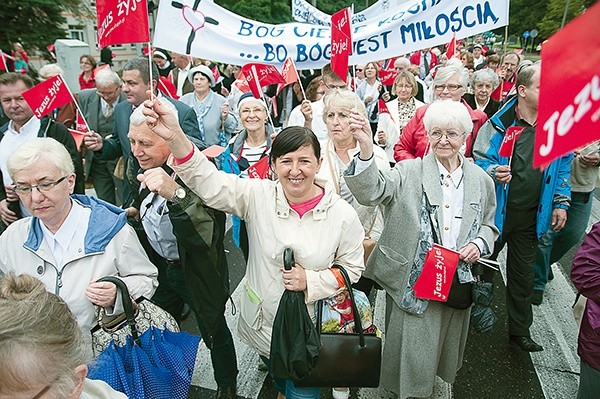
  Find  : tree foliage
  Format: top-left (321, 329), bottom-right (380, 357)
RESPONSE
top-left (0, 0), bottom-right (93, 55)
top-left (537, 0), bottom-right (587, 38)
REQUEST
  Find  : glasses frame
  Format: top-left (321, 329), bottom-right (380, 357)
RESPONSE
top-left (429, 130), bottom-right (465, 141)
top-left (433, 84), bottom-right (463, 92)
top-left (13, 176), bottom-right (68, 196)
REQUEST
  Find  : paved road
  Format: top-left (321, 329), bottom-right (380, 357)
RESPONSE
top-left (184, 192), bottom-right (600, 399)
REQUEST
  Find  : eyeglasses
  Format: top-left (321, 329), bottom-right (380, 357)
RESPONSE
top-left (31, 384), bottom-right (51, 399)
top-left (323, 81), bottom-right (347, 90)
top-left (433, 84), bottom-right (463, 92)
top-left (395, 84), bottom-right (413, 90)
top-left (429, 130), bottom-right (464, 141)
top-left (240, 107), bottom-right (265, 116)
top-left (13, 176), bottom-right (68, 196)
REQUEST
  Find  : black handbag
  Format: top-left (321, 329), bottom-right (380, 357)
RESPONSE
top-left (295, 265), bottom-right (382, 388)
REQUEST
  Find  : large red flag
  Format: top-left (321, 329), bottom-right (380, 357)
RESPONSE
top-left (330, 8), bottom-right (352, 83)
top-left (96, 0), bottom-right (150, 48)
top-left (277, 57), bottom-right (300, 95)
top-left (241, 63), bottom-right (285, 98)
top-left (535, 2), bottom-right (600, 168)
top-left (379, 69), bottom-right (398, 86)
top-left (498, 126), bottom-right (524, 158)
top-left (413, 244), bottom-right (460, 302)
top-left (22, 75), bottom-right (75, 119)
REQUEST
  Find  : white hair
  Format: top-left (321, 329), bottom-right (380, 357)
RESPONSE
top-left (423, 100), bottom-right (474, 135)
top-left (95, 69), bottom-right (121, 88)
top-left (130, 99), bottom-right (178, 127)
top-left (38, 64), bottom-right (63, 80)
top-left (471, 68), bottom-right (500, 89)
top-left (7, 138), bottom-right (74, 181)
top-left (432, 64), bottom-right (469, 91)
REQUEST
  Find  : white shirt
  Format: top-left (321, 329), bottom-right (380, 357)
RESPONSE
top-left (40, 200), bottom-right (90, 268)
top-left (0, 117), bottom-right (41, 185)
top-left (140, 192), bottom-right (180, 261)
top-left (175, 63), bottom-right (191, 97)
top-left (100, 97), bottom-right (119, 115)
top-left (436, 160), bottom-right (464, 250)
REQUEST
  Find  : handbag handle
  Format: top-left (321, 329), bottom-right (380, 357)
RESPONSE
top-left (97, 276), bottom-right (140, 346)
top-left (317, 265), bottom-right (366, 349)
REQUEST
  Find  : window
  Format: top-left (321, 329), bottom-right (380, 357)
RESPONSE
top-left (68, 25), bottom-right (85, 41)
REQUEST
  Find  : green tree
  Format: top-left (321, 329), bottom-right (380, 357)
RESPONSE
top-left (0, 0), bottom-right (92, 55)
top-left (537, 0), bottom-right (587, 39)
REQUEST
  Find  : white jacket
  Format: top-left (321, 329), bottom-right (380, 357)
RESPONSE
top-left (172, 150), bottom-right (365, 356)
top-left (0, 196), bottom-right (158, 335)
top-left (376, 97), bottom-right (425, 163)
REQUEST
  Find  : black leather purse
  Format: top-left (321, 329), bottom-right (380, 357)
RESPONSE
top-left (295, 265), bottom-right (382, 388)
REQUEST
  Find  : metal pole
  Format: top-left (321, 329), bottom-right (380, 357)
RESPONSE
top-left (561, 0), bottom-right (571, 28)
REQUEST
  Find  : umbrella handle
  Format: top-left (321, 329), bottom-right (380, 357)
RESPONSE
top-left (283, 247), bottom-right (294, 271)
top-left (97, 276), bottom-right (140, 346)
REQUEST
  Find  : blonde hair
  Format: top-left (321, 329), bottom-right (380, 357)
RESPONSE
top-left (0, 273), bottom-right (89, 397)
top-left (322, 89), bottom-right (368, 122)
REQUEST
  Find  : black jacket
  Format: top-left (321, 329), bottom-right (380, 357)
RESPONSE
top-left (127, 163), bottom-right (230, 346)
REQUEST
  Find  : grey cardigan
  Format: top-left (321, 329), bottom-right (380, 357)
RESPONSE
top-left (344, 153), bottom-right (499, 310)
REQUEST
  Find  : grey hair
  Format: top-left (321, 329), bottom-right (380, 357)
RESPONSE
top-left (471, 68), bottom-right (500, 89)
top-left (432, 64), bottom-right (469, 91)
top-left (394, 57), bottom-right (411, 68)
top-left (7, 138), bottom-right (74, 181)
top-left (38, 64), bottom-right (64, 80)
top-left (95, 69), bottom-right (122, 88)
top-left (423, 100), bottom-right (474, 135)
top-left (322, 89), bottom-right (367, 122)
top-left (130, 99), bottom-right (178, 126)
top-left (0, 273), bottom-right (90, 398)
top-left (516, 64), bottom-right (540, 89)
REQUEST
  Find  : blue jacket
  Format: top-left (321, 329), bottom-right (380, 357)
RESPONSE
top-left (24, 195), bottom-right (127, 253)
top-left (472, 96), bottom-right (572, 238)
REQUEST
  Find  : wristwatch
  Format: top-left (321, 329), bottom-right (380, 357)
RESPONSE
top-left (170, 187), bottom-right (187, 203)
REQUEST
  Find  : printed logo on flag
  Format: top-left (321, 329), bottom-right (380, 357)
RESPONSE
top-left (413, 244), bottom-right (460, 302)
top-left (21, 75), bottom-right (74, 119)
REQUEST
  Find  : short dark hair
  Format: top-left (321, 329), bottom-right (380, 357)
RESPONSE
top-left (516, 64), bottom-right (539, 89)
top-left (270, 126), bottom-right (320, 164)
top-left (123, 57), bottom-right (159, 85)
top-left (0, 72), bottom-right (34, 89)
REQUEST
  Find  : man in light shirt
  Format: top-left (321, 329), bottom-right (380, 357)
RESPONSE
top-left (169, 52), bottom-right (194, 97)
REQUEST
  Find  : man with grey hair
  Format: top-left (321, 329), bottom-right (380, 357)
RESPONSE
top-left (78, 69), bottom-right (126, 205)
top-left (83, 57), bottom-right (202, 209)
top-left (0, 137), bottom-right (158, 334)
top-left (126, 103), bottom-right (238, 398)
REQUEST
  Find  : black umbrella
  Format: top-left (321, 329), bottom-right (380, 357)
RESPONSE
top-left (470, 263), bottom-right (498, 333)
top-left (270, 248), bottom-right (322, 380)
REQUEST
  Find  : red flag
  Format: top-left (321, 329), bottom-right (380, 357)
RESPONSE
top-left (96, 0), bottom-right (150, 48)
top-left (499, 126), bottom-right (525, 158)
top-left (241, 63), bottom-right (285, 98)
top-left (75, 111), bottom-right (88, 133)
top-left (535, 3), bottom-right (600, 167)
top-left (21, 75), bottom-right (75, 119)
top-left (413, 244), bottom-right (460, 302)
top-left (0, 51), bottom-right (6, 71)
top-left (277, 57), bottom-right (300, 95)
top-left (158, 76), bottom-right (179, 99)
top-left (272, 96), bottom-right (279, 118)
top-left (446, 33), bottom-right (458, 59)
top-left (330, 8), bottom-right (352, 83)
top-left (379, 69), bottom-right (398, 86)
top-left (246, 156), bottom-right (270, 179)
top-left (212, 66), bottom-right (223, 85)
top-left (234, 75), bottom-right (251, 93)
top-left (378, 99), bottom-right (394, 123)
top-left (93, 64), bottom-right (111, 75)
top-left (67, 129), bottom-right (85, 150)
top-left (382, 57), bottom-right (396, 70)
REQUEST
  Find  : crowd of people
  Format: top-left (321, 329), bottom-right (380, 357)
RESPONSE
top-left (0, 34), bottom-right (598, 399)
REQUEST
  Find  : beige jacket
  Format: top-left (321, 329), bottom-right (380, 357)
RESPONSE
top-left (172, 150), bottom-right (365, 356)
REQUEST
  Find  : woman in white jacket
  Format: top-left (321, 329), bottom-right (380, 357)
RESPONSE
top-left (139, 97), bottom-right (365, 399)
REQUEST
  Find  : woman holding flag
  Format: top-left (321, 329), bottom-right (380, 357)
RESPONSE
top-left (345, 99), bottom-right (498, 399)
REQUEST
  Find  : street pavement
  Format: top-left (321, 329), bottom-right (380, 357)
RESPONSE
top-left (182, 192), bottom-right (600, 399)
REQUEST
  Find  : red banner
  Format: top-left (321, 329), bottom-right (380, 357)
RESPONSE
top-left (330, 8), bottom-right (352, 83)
top-left (446, 33), bottom-right (458, 59)
top-left (378, 99), bottom-right (391, 119)
top-left (75, 111), bottom-right (88, 133)
top-left (247, 156), bottom-right (270, 179)
top-left (413, 244), bottom-right (460, 302)
top-left (535, 3), bottom-right (600, 168)
top-left (21, 75), bottom-right (74, 119)
top-left (67, 129), bottom-right (85, 150)
top-left (498, 126), bottom-right (524, 158)
top-left (241, 63), bottom-right (285, 98)
top-left (96, 0), bottom-right (150, 48)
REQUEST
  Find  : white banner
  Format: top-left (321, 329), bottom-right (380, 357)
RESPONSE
top-left (153, 0), bottom-right (509, 70)
top-left (291, 0), bottom-right (406, 26)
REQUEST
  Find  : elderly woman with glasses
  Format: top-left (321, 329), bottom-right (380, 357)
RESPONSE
top-left (463, 68), bottom-right (500, 119)
top-left (393, 64), bottom-right (487, 162)
top-left (345, 99), bottom-right (498, 399)
top-left (0, 273), bottom-right (128, 398)
top-left (376, 71), bottom-right (426, 165)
